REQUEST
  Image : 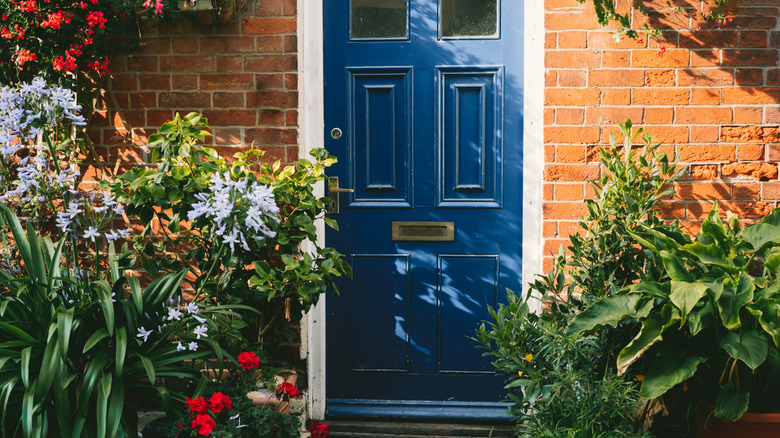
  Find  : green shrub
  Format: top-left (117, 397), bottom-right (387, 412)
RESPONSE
top-left (476, 121), bottom-right (686, 436)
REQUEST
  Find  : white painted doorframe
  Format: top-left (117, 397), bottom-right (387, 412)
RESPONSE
top-left (298, 0), bottom-right (545, 419)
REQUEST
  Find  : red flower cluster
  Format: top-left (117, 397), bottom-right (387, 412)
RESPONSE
top-left (85, 11), bottom-right (106, 29)
top-left (41, 10), bottom-right (73, 29)
top-left (185, 396), bottom-right (210, 416)
top-left (186, 392), bottom-right (232, 436)
top-left (1, 25), bottom-right (25, 40)
top-left (275, 382), bottom-right (300, 401)
top-left (0, 0), bottom-right (141, 81)
top-left (237, 351), bottom-right (260, 370)
top-left (192, 414), bottom-right (216, 436)
top-left (14, 49), bottom-right (37, 66)
top-left (208, 392), bottom-right (232, 413)
top-left (308, 420), bottom-right (331, 438)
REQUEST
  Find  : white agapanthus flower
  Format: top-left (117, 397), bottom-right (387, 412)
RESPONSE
top-left (187, 171), bottom-right (280, 254)
top-left (137, 327), bottom-right (153, 343)
top-left (193, 324), bottom-right (208, 339)
top-left (166, 307), bottom-right (183, 321)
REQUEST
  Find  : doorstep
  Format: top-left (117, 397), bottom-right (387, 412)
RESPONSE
top-left (324, 419), bottom-right (516, 438)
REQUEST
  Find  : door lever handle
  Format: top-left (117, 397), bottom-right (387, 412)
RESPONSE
top-left (327, 177), bottom-right (353, 214)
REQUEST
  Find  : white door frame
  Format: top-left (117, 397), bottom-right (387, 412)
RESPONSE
top-left (299, 0), bottom-right (545, 419)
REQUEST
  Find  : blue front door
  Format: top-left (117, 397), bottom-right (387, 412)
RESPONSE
top-left (324, 0), bottom-right (523, 419)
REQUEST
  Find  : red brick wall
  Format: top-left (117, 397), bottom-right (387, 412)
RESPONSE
top-left (88, 0), bottom-right (298, 177)
top-left (543, 0), bottom-right (780, 270)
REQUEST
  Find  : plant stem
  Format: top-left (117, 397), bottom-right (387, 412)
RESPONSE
top-left (192, 243), bottom-right (226, 302)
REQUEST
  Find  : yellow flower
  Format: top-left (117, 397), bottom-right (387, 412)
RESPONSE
top-left (635, 375), bottom-right (645, 382)
top-left (525, 353), bottom-right (533, 362)
top-left (518, 371), bottom-right (523, 377)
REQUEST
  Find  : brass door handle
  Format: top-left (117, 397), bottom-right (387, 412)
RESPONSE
top-left (327, 177), bottom-right (353, 214)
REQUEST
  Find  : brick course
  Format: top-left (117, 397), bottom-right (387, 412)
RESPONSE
top-left (95, 0), bottom-right (298, 176)
top-left (543, 0), bottom-right (780, 270)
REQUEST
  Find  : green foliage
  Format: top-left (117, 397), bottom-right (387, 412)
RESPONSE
top-left (107, 112), bottom-right (351, 354)
top-left (567, 120), bottom-right (686, 303)
top-left (475, 290), bottom-right (648, 438)
top-left (0, 204), bottom-right (219, 437)
top-left (569, 202), bottom-right (780, 421)
top-left (577, 0), bottom-right (735, 41)
top-left (477, 121), bottom-right (685, 436)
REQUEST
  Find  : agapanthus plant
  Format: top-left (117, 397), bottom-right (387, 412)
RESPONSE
top-left (0, 77), bottom-right (84, 208)
top-left (0, 78), bottom-right (234, 436)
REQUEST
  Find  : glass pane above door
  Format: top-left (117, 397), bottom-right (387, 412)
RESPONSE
top-left (440, 0), bottom-right (498, 38)
top-left (351, 0), bottom-right (409, 40)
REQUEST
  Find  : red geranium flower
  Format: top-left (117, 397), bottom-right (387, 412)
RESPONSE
top-left (85, 11), bottom-right (106, 29)
top-left (308, 420), bottom-right (331, 438)
top-left (237, 351), bottom-right (260, 370)
top-left (208, 392), bottom-right (232, 413)
top-left (185, 397), bottom-right (209, 415)
top-left (275, 382), bottom-right (300, 401)
top-left (192, 414), bottom-right (216, 436)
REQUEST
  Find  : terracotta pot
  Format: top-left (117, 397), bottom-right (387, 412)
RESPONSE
top-left (697, 402), bottom-right (780, 437)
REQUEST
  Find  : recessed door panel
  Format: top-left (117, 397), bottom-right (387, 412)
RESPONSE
top-left (349, 69), bottom-right (412, 207)
top-left (438, 255), bottom-right (498, 374)
top-left (351, 254), bottom-right (411, 372)
top-left (438, 68), bottom-right (501, 207)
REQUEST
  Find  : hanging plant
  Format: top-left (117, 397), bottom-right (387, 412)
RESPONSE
top-left (581, 0), bottom-right (737, 42)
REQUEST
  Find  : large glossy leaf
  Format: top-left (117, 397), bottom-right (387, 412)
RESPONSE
top-left (680, 242), bottom-right (732, 268)
top-left (639, 349), bottom-right (706, 399)
top-left (714, 382), bottom-right (749, 422)
top-left (616, 305), bottom-right (679, 374)
top-left (716, 273), bottom-right (754, 330)
top-left (662, 251), bottom-right (693, 282)
top-left (721, 330), bottom-right (768, 370)
top-left (688, 303), bottom-right (714, 336)
top-left (566, 294), bottom-right (652, 336)
top-left (670, 280), bottom-right (710, 319)
top-left (627, 281), bottom-right (670, 299)
top-left (742, 222), bottom-right (780, 252)
top-left (700, 203), bottom-right (728, 247)
top-left (746, 298), bottom-right (780, 347)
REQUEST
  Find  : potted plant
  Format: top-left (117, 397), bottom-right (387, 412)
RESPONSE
top-left (568, 203), bottom-right (780, 436)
